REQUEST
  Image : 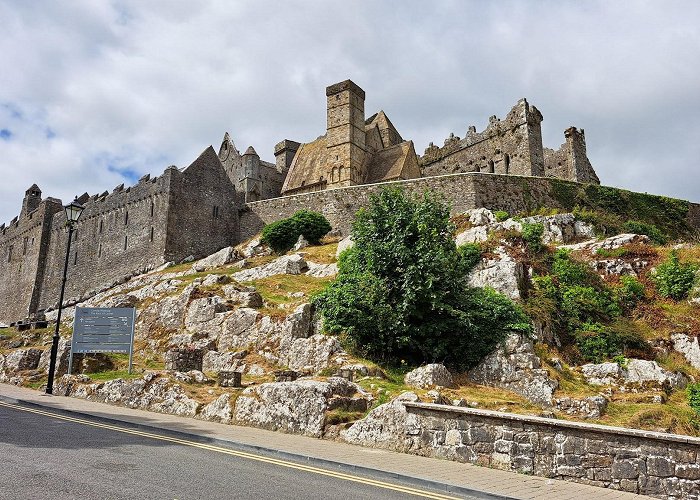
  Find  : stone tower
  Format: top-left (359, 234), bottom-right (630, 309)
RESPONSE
top-left (326, 80), bottom-right (366, 187)
top-left (241, 146), bottom-right (262, 202)
top-left (21, 184), bottom-right (42, 217)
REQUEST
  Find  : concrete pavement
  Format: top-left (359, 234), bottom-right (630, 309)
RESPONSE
top-left (0, 383), bottom-right (645, 499)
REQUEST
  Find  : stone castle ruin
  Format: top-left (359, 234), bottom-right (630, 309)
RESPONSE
top-left (0, 78), bottom-right (686, 324)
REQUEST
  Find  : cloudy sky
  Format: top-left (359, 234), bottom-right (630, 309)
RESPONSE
top-left (1, 0), bottom-right (699, 223)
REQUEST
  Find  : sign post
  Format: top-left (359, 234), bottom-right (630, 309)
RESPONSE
top-left (68, 307), bottom-right (136, 375)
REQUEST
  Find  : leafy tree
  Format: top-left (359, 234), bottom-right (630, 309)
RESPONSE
top-left (313, 188), bottom-right (530, 371)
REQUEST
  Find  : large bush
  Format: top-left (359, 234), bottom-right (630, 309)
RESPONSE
top-left (261, 210), bottom-right (331, 253)
top-left (653, 251), bottom-right (698, 300)
top-left (313, 188), bottom-right (530, 371)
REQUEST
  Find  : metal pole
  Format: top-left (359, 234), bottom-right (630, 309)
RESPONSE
top-left (46, 224), bottom-right (74, 394)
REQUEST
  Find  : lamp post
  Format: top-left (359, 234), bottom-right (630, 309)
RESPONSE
top-left (46, 198), bottom-right (84, 395)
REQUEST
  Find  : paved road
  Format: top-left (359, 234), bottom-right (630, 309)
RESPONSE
top-left (0, 401), bottom-right (475, 500)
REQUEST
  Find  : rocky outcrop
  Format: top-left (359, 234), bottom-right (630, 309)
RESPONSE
top-left (468, 333), bottom-right (558, 406)
top-left (672, 333), bottom-right (700, 370)
top-left (466, 246), bottom-right (527, 300)
top-left (37, 338), bottom-right (71, 376)
top-left (455, 209), bottom-right (594, 245)
top-left (4, 348), bottom-right (43, 372)
top-left (232, 254), bottom-right (308, 282)
top-left (196, 393), bottom-right (233, 424)
top-left (560, 233), bottom-right (651, 253)
top-left (581, 359), bottom-right (688, 390)
top-left (202, 350), bottom-right (246, 373)
top-left (553, 395), bottom-right (608, 419)
top-left (341, 392), bottom-right (420, 451)
top-left (234, 377), bottom-right (368, 437)
top-left (192, 247), bottom-right (241, 272)
top-left (404, 364), bottom-right (454, 389)
top-left (336, 236), bottom-right (354, 258)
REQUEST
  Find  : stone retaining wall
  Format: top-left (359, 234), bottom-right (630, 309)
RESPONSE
top-left (402, 402), bottom-right (700, 498)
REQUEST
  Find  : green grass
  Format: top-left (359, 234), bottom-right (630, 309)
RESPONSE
top-left (87, 369), bottom-right (143, 382)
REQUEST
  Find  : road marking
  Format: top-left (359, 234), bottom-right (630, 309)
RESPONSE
top-left (0, 400), bottom-right (462, 500)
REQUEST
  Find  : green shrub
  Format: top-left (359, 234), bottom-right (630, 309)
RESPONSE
top-left (687, 383), bottom-right (700, 415)
top-left (313, 188), bottom-right (530, 371)
top-left (653, 251), bottom-right (699, 300)
top-left (623, 220), bottom-right (667, 245)
top-left (457, 243), bottom-right (482, 273)
top-left (614, 275), bottom-right (646, 310)
top-left (552, 249), bottom-right (595, 287)
top-left (575, 322), bottom-right (648, 363)
top-left (595, 247), bottom-right (628, 258)
top-left (261, 210), bottom-right (331, 253)
top-left (494, 210), bottom-right (509, 222)
top-left (521, 222), bottom-right (544, 253)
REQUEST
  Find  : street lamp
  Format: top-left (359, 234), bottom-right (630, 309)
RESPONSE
top-left (46, 198), bottom-right (84, 394)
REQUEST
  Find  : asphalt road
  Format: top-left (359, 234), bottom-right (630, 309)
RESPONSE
top-left (0, 401), bottom-right (472, 500)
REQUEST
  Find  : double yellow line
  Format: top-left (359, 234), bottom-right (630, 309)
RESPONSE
top-left (0, 400), bottom-right (462, 499)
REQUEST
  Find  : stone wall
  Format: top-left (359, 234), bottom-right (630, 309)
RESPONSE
top-left (396, 403), bottom-right (700, 498)
top-left (420, 99), bottom-right (544, 178)
top-left (0, 198), bottom-right (62, 323)
top-left (36, 169), bottom-right (175, 313)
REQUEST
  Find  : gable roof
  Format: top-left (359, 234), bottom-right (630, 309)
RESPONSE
top-left (281, 135), bottom-right (329, 193)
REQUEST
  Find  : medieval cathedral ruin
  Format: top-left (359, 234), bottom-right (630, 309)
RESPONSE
top-left (0, 79), bottom-right (604, 324)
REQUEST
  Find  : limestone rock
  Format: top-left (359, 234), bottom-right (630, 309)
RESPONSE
top-left (234, 378), bottom-right (362, 437)
top-left (278, 333), bottom-right (347, 374)
top-left (466, 208), bottom-right (497, 226)
top-left (467, 246), bottom-right (527, 300)
top-left (455, 226), bottom-right (489, 245)
top-left (554, 396), bottom-right (608, 419)
top-left (202, 350), bottom-right (246, 373)
top-left (37, 338), bottom-right (71, 376)
top-left (218, 308), bottom-right (260, 351)
top-left (671, 333), bottom-right (700, 370)
top-left (335, 236), bottom-right (354, 258)
top-left (192, 246), bottom-right (240, 272)
top-left (342, 393), bottom-right (418, 451)
top-left (305, 262), bottom-right (338, 277)
top-left (221, 285), bottom-right (263, 307)
top-left (468, 333), bottom-right (558, 406)
top-left (293, 235), bottom-right (309, 251)
top-left (232, 254), bottom-right (308, 282)
top-left (404, 364), bottom-right (454, 389)
top-left (561, 233), bottom-right (651, 253)
top-left (519, 213), bottom-right (594, 244)
top-left (239, 238), bottom-right (270, 258)
top-left (282, 303), bottom-right (313, 339)
top-left (581, 359), bottom-right (688, 390)
top-left (201, 274), bottom-right (232, 287)
top-left (4, 348), bottom-right (43, 372)
top-left (580, 362), bottom-right (624, 385)
top-left (196, 393), bottom-right (233, 424)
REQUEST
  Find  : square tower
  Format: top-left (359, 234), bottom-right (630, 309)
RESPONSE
top-left (326, 80), bottom-right (366, 187)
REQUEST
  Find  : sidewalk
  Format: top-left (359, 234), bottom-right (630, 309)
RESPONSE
top-left (0, 383), bottom-right (644, 499)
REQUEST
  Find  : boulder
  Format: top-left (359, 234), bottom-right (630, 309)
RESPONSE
top-left (580, 362), bottom-right (624, 385)
top-left (466, 208), bottom-right (497, 226)
top-left (671, 333), bottom-right (700, 370)
top-left (4, 348), bottom-right (43, 372)
top-left (335, 236), bottom-right (354, 258)
top-left (278, 333), bottom-right (347, 374)
top-left (239, 238), bottom-right (270, 258)
top-left (293, 235), bottom-right (309, 251)
top-left (468, 333), bottom-right (558, 406)
top-left (581, 359), bottom-right (688, 390)
top-left (201, 274), bottom-right (232, 287)
top-left (232, 254), bottom-right (308, 282)
top-left (305, 262), bottom-right (338, 278)
top-left (217, 308), bottom-right (260, 351)
top-left (554, 396), bottom-right (608, 419)
top-left (341, 392), bottom-right (419, 451)
top-left (221, 285), bottom-right (263, 307)
top-left (234, 378), bottom-right (365, 437)
top-left (282, 303), bottom-right (313, 339)
top-left (37, 338), bottom-right (71, 376)
top-left (467, 246), bottom-right (527, 300)
top-left (184, 296), bottom-right (228, 331)
top-left (196, 394), bottom-right (233, 424)
top-left (202, 350), bottom-right (246, 373)
top-left (560, 233), bottom-right (650, 253)
top-left (192, 246), bottom-right (240, 272)
top-left (404, 364), bottom-right (454, 389)
top-left (519, 213), bottom-right (594, 244)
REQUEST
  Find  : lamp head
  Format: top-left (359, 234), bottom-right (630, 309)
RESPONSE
top-left (64, 198), bottom-right (85, 224)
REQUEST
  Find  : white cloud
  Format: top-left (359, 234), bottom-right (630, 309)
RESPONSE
top-left (1, 0), bottom-right (699, 223)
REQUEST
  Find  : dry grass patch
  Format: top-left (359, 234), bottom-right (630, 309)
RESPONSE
top-left (296, 242), bottom-right (338, 264)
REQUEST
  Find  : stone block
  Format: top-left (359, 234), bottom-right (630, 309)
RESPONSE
top-left (646, 456), bottom-right (675, 478)
top-left (164, 348), bottom-right (204, 372)
top-left (611, 459), bottom-right (643, 479)
top-left (218, 370), bottom-right (242, 388)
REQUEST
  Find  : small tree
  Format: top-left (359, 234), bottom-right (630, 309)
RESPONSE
top-left (313, 188), bottom-right (530, 371)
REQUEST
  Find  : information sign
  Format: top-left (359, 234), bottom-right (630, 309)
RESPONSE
top-left (68, 307), bottom-right (136, 374)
